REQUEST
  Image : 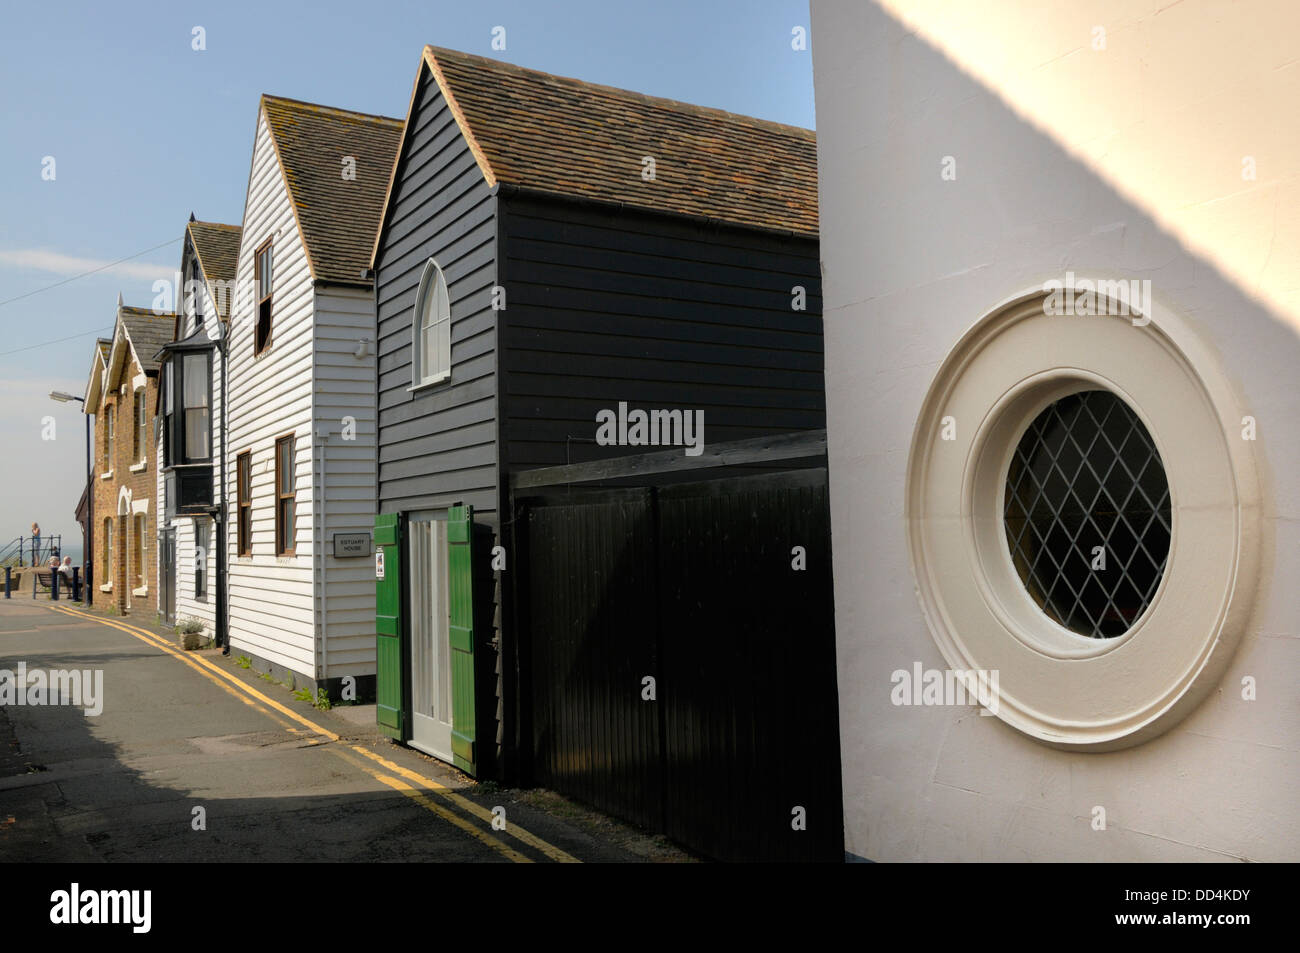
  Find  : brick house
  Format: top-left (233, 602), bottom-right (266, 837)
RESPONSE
top-left (84, 299), bottom-right (176, 614)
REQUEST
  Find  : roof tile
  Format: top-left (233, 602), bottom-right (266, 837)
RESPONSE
top-left (118, 306), bottom-right (176, 373)
top-left (188, 220), bottom-right (242, 317)
top-left (262, 97), bottom-right (404, 284)
top-left (426, 46), bottom-right (818, 237)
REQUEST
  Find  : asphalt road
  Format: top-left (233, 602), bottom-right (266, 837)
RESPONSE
top-left (0, 599), bottom-right (644, 863)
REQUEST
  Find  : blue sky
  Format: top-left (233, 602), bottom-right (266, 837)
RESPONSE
top-left (0, 0), bottom-right (815, 557)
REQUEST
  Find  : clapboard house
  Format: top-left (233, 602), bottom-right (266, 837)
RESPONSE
top-left (371, 47), bottom-right (838, 860)
top-left (224, 94), bottom-right (402, 697)
top-left (154, 217), bottom-right (241, 634)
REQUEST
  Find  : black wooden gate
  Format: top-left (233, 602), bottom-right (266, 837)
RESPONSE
top-left (515, 467), bottom-right (843, 862)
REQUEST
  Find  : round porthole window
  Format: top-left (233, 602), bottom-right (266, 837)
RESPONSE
top-left (905, 288), bottom-right (1262, 749)
top-left (1004, 389), bottom-right (1172, 639)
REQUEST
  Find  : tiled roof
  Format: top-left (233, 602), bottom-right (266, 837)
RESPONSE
top-left (420, 46), bottom-right (819, 237)
top-left (119, 306), bottom-right (176, 373)
top-left (262, 96), bottom-right (404, 284)
top-left (96, 338), bottom-right (111, 364)
top-left (188, 220), bottom-right (241, 317)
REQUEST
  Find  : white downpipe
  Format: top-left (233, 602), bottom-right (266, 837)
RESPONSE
top-left (316, 430), bottom-right (329, 687)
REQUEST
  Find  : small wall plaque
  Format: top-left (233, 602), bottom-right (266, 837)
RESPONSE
top-left (333, 532), bottom-right (372, 558)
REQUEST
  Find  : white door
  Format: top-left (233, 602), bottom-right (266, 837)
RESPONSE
top-left (407, 517), bottom-right (454, 762)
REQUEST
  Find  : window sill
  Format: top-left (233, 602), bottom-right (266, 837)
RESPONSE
top-left (100, 471), bottom-right (114, 480)
top-left (133, 586), bottom-right (148, 597)
top-left (99, 584), bottom-right (113, 592)
top-left (129, 461), bottom-right (146, 473)
top-left (407, 371), bottom-right (451, 394)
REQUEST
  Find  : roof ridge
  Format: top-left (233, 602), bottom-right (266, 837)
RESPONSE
top-left (261, 93), bottom-right (403, 126)
top-left (425, 45), bottom-right (815, 139)
top-left (119, 305), bottom-right (175, 315)
top-left (190, 219), bottom-right (241, 231)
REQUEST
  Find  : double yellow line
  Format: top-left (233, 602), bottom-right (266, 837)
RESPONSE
top-left (45, 603), bottom-right (578, 864)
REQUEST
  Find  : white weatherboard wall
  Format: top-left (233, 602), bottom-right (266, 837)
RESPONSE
top-left (812, 0), bottom-right (1299, 861)
top-left (313, 284), bottom-right (378, 681)
top-left (226, 110), bottom-right (316, 680)
top-left (225, 110), bottom-right (379, 686)
top-left (163, 280), bottom-right (224, 635)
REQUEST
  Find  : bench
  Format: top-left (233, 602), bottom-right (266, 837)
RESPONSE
top-left (32, 570), bottom-right (72, 600)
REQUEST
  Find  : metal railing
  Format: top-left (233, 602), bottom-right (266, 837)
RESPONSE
top-left (0, 534), bottom-right (64, 568)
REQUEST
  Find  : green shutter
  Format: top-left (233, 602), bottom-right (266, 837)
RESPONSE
top-left (375, 512), bottom-right (404, 740)
top-left (447, 504), bottom-right (477, 774)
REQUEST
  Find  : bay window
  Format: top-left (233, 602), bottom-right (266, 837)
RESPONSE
top-left (162, 349), bottom-right (212, 466)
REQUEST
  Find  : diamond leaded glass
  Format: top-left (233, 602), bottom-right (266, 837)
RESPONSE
top-left (1003, 390), bottom-right (1172, 638)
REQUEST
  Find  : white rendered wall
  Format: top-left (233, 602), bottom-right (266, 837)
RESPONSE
top-left (812, 0), bottom-right (1299, 861)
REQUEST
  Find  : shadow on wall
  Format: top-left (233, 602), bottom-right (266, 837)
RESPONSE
top-left (815, 0), bottom-right (1299, 861)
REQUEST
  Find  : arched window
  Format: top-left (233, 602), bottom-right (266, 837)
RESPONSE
top-left (412, 259), bottom-right (451, 388)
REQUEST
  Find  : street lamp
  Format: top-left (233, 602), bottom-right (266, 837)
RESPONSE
top-left (49, 390), bottom-right (90, 605)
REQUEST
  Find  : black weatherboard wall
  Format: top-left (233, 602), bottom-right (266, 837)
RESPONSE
top-left (373, 68), bottom-right (505, 773)
top-left (375, 69), bottom-right (499, 517)
top-left (497, 189), bottom-right (825, 471)
top-left (372, 46), bottom-right (839, 858)
top-left (493, 193), bottom-right (826, 805)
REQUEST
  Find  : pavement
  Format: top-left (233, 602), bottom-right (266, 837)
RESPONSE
top-left (0, 598), bottom-right (677, 863)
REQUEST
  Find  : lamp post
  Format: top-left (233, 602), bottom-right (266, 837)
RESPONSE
top-left (49, 391), bottom-right (90, 605)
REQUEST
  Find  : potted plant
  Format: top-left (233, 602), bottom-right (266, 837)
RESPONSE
top-left (176, 617), bottom-right (206, 651)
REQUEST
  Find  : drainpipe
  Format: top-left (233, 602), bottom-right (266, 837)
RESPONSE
top-left (315, 428), bottom-right (330, 692)
top-left (216, 316), bottom-right (229, 653)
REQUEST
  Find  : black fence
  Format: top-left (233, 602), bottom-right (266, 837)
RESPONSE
top-left (514, 466), bottom-right (843, 862)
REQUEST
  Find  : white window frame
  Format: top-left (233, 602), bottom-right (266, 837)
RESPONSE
top-left (101, 517), bottom-right (114, 591)
top-left (409, 258), bottom-right (452, 390)
top-left (130, 385), bottom-right (148, 470)
top-left (132, 512), bottom-right (147, 596)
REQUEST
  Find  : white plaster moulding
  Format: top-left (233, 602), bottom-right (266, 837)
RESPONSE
top-left (904, 285), bottom-right (1262, 751)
